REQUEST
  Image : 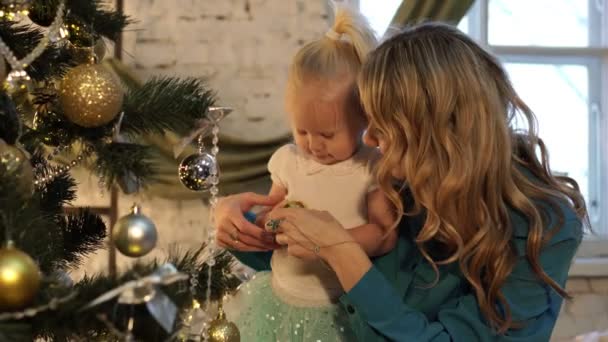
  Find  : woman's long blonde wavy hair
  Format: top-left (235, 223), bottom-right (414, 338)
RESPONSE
top-left (358, 23), bottom-right (587, 333)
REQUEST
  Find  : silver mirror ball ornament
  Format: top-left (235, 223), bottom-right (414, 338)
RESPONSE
top-left (178, 152), bottom-right (219, 191)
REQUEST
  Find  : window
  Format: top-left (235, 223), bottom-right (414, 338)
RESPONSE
top-left (459, 0), bottom-right (607, 242)
top-left (360, 0), bottom-right (402, 37)
top-left (361, 1), bottom-right (608, 246)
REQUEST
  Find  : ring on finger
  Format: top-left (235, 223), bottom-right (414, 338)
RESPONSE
top-left (265, 218), bottom-right (284, 232)
top-left (312, 245), bottom-right (321, 254)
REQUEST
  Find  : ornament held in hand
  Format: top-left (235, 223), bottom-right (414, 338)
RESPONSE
top-left (206, 303), bottom-right (240, 342)
top-left (178, 152), bottom-right (219, 191)
top-left (112, 205), bottom-right (158, 258)
top-left (0, 242), bottom-right (41, 311)
top-left (59, 63), bottom-right (123, 128)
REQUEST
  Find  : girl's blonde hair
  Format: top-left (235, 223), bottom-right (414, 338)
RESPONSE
top-left (286, 3), bottom-right (377, 111)
top-left (358, 22), bottom-right (587, 333)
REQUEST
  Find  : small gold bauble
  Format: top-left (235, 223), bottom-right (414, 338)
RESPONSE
top-left (0, 142), bottom-right (34, 195)
top-left (112, 205), bottom-right (158, 258)
top-left (0, 242), bottom-right (41, 311)
top-left (207, 305), bottom-right (240, 342)
top-left (59, 63), bottom-right (123, 128)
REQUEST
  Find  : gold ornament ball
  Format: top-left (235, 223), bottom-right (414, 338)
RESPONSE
top-left (59, 63), bottom-right (123, 128)
top-left (0, 244), bottom-right (41, 311)
top-left (0, 143), bottom-right (34, 195)
top-left (207, 308), bottom-right (240, 342)
top-left (112, 205), bottom-right (158, 258)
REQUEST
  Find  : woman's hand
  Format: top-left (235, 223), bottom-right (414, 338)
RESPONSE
top-left (268, 207), bottom-right (373, 291)
top-left (214, 192), bottom-right (281, 251)
top-left (266, 208), bottom-right (356, 261)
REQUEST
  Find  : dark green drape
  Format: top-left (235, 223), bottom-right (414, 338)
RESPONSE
top-left (389, 0), bottom-right (475, 30)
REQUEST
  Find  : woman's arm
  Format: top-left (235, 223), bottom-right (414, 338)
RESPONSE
top-left (348, 224), bottom-right (398, 257)
top-left (329, 220), bottom-right (582, 341)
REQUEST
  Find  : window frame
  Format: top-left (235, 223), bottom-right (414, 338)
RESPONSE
top-left (460, 0), bottom-right (608, 266)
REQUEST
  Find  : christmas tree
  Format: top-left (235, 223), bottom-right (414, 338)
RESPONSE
top-left (0, 0), bottom-right (241, 340)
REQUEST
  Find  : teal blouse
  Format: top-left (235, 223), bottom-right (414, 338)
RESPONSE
top-left (233, 196), bottom-right (582, 341)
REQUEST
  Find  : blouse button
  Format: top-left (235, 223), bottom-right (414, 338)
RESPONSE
top-left (347, 305), bottom-right (356, 314)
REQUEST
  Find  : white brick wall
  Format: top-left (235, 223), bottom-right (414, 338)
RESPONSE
top-left (121, 0), bottom-right (328, 141)
top-left (552, 278), bottom-right (608, 341)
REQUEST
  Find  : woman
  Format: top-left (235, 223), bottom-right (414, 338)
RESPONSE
top-left (215, 22), bottom-right (586, 341)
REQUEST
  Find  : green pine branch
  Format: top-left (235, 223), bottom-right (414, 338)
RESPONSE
top-left (0, 92), bottom-right (21, 145)
top-left (31, 152), bottom-right (106, 270)
top-left (64, 0), bottom-right (131, 41)
top-left (0, 322), bottom-right (33, 342)
top-left (22, 76), bottom-right (216, 190)
top-left (0, 2), bottom-right (240, 341)
top-left (58, 209), bottom-right (107, 270)
top-left (0, 0), bottom-right (130, 83)
top-left (122, 77), bottom-right (216, 137)
top-left (34, 152), bottom-right (78, 212)
top-left (93, 142), bottom-right (156, 190)
top-left (0, 159), bottom-right (106, 274)
top-left (30, 247), bottom-right (241, 341)
top-left (29, 0), bottom-right (131, 42)
top-left (0, 21), bottom-right (77, 82)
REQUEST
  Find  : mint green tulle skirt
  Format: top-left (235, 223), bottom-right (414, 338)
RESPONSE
top-left (222, 272), bottom-right (356, 341)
